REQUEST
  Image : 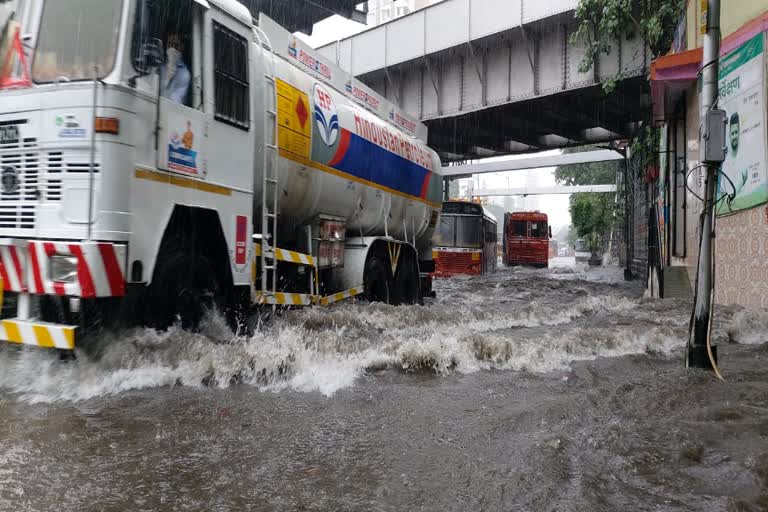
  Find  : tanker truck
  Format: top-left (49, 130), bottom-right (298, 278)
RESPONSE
top-left (0, 0), bottom-right (443, 351)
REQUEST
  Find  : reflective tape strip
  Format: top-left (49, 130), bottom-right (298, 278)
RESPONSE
top-left (276, 248), bottom-right (315, 266)
top-left (319, 286), bottom-right (364, 306)
top-left (0, 319), bottom-right (76, 350)
top-left (254, 244), bottom-right (315, 266)
top-left (24, 242), bottom-right (126, 298)
top-left (255, 291), bottom-right (313, 306)
top-left (0, 245), bottom-right (24, 292)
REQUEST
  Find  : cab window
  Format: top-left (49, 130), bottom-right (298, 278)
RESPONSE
top-left (511, 220), bottom-right (526, 237)
top-left (132, 0), bottom-right (199, 109)
top-left (33, 0), bottom-right (123, 82)
top-left (213, 22), bottom-right (250, 129)
top-left (530, 221), bottom-right (547, 238)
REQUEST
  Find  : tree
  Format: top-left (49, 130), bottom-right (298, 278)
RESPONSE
top-left (569, 192), bottom-right (615, 238)
top-left (555, 147), bottom-right (620, 244)
top-left (572, 0), bottom-right (686, 92)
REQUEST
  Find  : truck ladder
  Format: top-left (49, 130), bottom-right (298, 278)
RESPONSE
top-left (255, 27), bottom-right (279, 309)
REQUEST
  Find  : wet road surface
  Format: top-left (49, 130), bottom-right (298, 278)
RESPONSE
top-left (1, 259), bottom-right (768, 511)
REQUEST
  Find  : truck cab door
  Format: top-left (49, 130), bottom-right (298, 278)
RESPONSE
top-left (200, 12), bottom-right (254, 194)
top-left (157, 1), bottom-right (209, 178)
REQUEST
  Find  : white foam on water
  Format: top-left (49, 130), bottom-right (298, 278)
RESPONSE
top-left (0, 267), bottom-right (691, 403)
top-left (726, 307), bottom-right (768, 345)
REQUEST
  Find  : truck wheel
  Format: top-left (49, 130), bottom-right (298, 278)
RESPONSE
top-left (147, 244), bottom-right (228, 330)
top-left (393, 257), bottom-right (420, 305)
top-left (364, 256), bottom-right (392, 304)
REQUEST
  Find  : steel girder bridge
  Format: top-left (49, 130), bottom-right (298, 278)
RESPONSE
top-left (317, 0), bottom-right (649, 162)
top-left (242, 0), bottom-right (367, 34)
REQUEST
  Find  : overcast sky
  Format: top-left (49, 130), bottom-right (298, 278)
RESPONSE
top-left (295, 14), bottom-right (573, 230)
top-left (295, 15), bottom-right (367, 48)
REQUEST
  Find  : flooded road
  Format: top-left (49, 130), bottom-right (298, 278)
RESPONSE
top-left (1, 259), bottom-right (768, 511)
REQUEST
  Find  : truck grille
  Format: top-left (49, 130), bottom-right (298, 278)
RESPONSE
top-left (0, 204), bottom-right (35, 229)
top-left (434, 251), bottom-right (479, 276)
top-left (1, 147), bottom-right (41, 201)
top-left (0, 143), bottom-right (100, 230)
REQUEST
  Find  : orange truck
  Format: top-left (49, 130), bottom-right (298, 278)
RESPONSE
top-left (502, 211), bottom-right (551, 268)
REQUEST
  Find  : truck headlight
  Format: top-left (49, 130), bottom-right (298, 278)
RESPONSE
top-left (50, 255), bottom-right (78, 283)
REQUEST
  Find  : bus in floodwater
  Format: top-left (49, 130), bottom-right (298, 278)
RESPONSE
top-left (433, 201), bottom-right (498, 277)
top-left (503, 211), bottom-right (551, 268)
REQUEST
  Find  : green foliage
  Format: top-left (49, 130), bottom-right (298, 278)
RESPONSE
top-left (572, 0), bottom-right (686, 92)
top-left (555, 146), bottom-right (620, 243)
top-left (630, 124), bottom-right (660, 173)
top-left (569, 192), bottom-right (615, 239)
top-left (554, 159), bottom-right (619, 187)
top-left (587, 230), bottom-right (603, 254)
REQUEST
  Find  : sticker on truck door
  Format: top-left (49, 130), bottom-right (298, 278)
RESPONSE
top-left (168, 121), bottom-right (198, 175)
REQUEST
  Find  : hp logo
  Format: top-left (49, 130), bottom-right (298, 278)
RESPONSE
top-left (1, 166), bottom-right (20, 194)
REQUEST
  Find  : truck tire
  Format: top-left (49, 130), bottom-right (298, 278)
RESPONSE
top-left (146, 241), bottom-right (229, 330)
top-left (393, 256), bottom-right (420, 305)
top-left (364, 256), bottom-right (392, 304)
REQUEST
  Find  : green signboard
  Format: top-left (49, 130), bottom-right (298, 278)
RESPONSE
top-left (717, 33), bottom-right (768, 215)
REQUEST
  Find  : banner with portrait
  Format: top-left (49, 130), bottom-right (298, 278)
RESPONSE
top-left (716, 33), bottom-right (768, 215)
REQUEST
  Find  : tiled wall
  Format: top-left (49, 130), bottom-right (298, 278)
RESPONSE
top-left (714, 206), bottom-right (768, 306)
top-left (682, 91), bottom-right (768, 307)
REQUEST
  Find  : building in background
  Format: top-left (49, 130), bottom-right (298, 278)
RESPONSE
top-left (648, 2), bottom-right (768, 306)
top-left (366, 0), bottom-right (437, 26)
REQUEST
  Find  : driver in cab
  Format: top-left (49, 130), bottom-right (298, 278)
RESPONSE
top-left (160, 32), bottom-right (190, 104)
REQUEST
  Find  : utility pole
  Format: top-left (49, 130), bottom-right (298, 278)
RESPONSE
top-left (688, 0), bottom-right (721, 370)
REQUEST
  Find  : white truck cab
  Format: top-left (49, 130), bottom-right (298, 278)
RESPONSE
top-left (0, 0), bottom-right (443, 352)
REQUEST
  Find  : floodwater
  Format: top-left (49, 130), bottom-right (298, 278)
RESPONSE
top-left (1, 258), bottom-right (768, 511)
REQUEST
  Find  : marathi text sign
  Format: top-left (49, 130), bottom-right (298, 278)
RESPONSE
top-left (717, 33), bottom-right (768, 215)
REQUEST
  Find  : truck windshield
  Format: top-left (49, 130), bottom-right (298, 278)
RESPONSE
top-left (455, 216), bottom-right (482, 248)
top-left (511, 220), bottom-right (526, 237)
top-left (32, 0), bottom-right (123, 82)
top-left (575, 239), bottom-right (588, 252)
top-left (530, 221), bottom-right (547, 238)
top-left (436, 216), bottom-right (456, 246)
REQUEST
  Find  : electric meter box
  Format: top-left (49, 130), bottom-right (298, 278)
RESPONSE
top-left (703, 108), bottom-right (727, 163)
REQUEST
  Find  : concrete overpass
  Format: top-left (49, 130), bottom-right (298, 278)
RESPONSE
top-left (242, 0), bottom-right (367, 34)
top-left (441, 148), bottom-right (625, 178)
top-left (317, 0), bottom-right (648, 161)
top-left (472, 184), bottom-right (617, 196)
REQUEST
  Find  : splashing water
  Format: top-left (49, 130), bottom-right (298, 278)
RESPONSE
top-left (0, 264), bottom-right (732, 403)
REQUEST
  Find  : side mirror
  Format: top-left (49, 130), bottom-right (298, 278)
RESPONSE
top-left (548, 226), bottom-right (552, 239)
top-left (134, 38), bottom-right (164, 74)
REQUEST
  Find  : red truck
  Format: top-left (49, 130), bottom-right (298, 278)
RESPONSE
top-left (502, 211), bottom-right (551, 268)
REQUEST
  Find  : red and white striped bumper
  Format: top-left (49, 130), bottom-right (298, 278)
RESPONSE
top-left (0, 239), bottom-right (126, 298)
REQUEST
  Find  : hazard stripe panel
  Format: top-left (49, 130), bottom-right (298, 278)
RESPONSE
top-left (319, 286), bottom-right (364, 306)
top-left (255, 291), bottom-right (314, 306)
top-left (0, 319), bottom-right (76, 350)
top-left (254, 244), bottom-right (315, 266)
top-left (0, 244), bottom-right (26, 292)
top-left (0, 240), bottom-right (126, 298)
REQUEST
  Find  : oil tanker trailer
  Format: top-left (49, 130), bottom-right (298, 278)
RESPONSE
top-left (0, 0), bottom-right (443, 351)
